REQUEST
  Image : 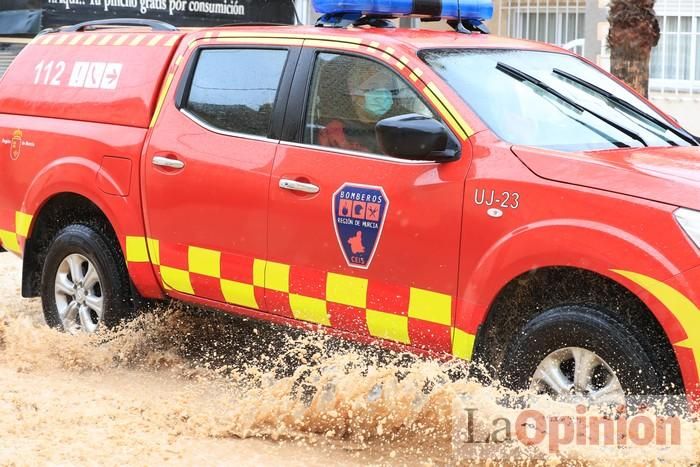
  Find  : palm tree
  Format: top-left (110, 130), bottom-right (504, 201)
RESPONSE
top-left (607, 0), bottom-right (660, 98)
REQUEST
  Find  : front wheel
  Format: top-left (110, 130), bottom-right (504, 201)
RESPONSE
top-left (499, 305), bottom-right (668, 403)
top-left (40, 224), bottom-right (135, 333)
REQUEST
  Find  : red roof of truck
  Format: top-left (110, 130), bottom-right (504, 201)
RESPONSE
top-left (0, 24), bottom-right (559, 129)
top-left (0, 30), bottom-right (186, 128)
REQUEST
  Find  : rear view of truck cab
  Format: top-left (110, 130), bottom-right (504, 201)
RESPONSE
top-left (1, 1), bottom-right (700, 410)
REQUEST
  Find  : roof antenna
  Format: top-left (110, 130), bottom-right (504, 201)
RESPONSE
top-left (292, 0), bottom-right (303, 25)
top-left (455, 0), bottom-right (470, 33)
top-left (447, 0), bottom-right (490, 34)
top-left (447, 0), bottom-right (471, 34)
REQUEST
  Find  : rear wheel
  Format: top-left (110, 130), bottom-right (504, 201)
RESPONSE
top-left (40, 224), bottom-right (134, 333)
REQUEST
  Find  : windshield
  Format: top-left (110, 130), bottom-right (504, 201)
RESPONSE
top-left (419, 49), bottom-right (693, 152)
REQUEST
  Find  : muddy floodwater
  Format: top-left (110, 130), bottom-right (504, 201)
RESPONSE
top-left (0, 253), bottom-right (698, 466)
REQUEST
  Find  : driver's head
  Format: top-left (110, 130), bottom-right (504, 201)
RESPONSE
top-left (347, 61), bottom-right (397, 122)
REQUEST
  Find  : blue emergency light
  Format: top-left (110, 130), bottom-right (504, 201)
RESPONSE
top-left (312, 0), bottom-right (494, 21)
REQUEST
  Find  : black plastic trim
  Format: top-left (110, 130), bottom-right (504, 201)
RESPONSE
top-left (281, 46), bottom-right (316, 143)
top-left (412, 0), bottom-right (442, 17)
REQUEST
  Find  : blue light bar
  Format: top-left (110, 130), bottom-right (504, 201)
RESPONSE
top-left (312, 0), bottom-right (494, 21)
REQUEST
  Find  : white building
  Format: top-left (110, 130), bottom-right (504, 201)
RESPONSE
top-left (491, 0), bottom-right (700, 133)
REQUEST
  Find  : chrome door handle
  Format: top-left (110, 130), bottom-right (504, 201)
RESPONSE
top-left (279, 179), bottom-right (320, 194)
top-left (152, 156), bottom-right (185, 169)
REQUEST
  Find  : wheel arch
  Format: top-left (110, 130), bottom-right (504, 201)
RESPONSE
top-left (21, 192), bottom-right (126, 298)
top-left (18, 154), bottom-right (164, 300)
top-left (470, 266), bottom-right (685, 394)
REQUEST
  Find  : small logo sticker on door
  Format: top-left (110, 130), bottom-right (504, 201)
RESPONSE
top-left (10, 129), bottom-right (22, 160)
top-left (333, 183), bottom-right (389, 269)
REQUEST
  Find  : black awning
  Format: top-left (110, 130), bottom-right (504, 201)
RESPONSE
top-left (0, 9), bottom-right (42, 36)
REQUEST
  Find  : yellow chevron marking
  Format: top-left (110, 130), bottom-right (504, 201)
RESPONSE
top-left (613, 269), bottom-right (700, 379)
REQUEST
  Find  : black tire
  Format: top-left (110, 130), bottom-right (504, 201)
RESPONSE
top-left (40, 224), bottom-right (135, 332)
top-left (499, 305), bottom-right (664, 396)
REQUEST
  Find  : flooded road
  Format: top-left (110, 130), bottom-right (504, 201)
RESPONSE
top-left (0, 253), bottom-right (698, 466)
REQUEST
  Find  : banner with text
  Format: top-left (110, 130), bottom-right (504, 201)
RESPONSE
top-left (42, 0), bottom-right (295, 28)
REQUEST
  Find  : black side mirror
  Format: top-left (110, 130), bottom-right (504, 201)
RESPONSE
top-left (376, 113), bottom-right (460, 162)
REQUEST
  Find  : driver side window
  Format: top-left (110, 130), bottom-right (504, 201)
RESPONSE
top-left (304, 52), bottom-right (435, 156)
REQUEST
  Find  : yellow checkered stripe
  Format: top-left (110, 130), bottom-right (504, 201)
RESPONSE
top-left (34, 33), bottom-right (181, 48)
top-left (0, 211), bottom-right (32, 254)
top-left (125, 236), bottom-right (477, 360)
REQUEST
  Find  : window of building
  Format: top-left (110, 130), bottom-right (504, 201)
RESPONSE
top-left (497, 0), bottom-right (586, 55)
top-left (650, 10), bottom-right (700, 93)
top-left (184, 48), bottom-right (288, 137)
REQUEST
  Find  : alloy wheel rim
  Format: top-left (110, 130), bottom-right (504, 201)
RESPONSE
top-left (530, 347), bottom-right (625, 405)
top-left (54, 253), bottom-right (104, 333)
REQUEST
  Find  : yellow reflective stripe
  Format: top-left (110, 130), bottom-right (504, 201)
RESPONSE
top-left (188, 246), bottom-right (221, 278)
top-left (265, 261), bottom-right (290, 293)
top-left (212, 31), bottom-right (362, 43)
top-left (147, 35), bottom-right (164, 46)
top-left (83, 34), bottom-right (98, 46)
top-left (54, 35), bottom-right (68, 45)
top-left (113, 34), bottom-right (130, 46)
top-left (164, 35), bottom-right (179, 47)
top-left (0, 230), bottom-right (20, 253)
top-left (15, 212), bottom-right (32, 237)
top-left (304, 39), bottom-right (360, 50)
top-left (69, 35), bottom-right (82, 46)
top-left (424, 86), bottom-right (467, 140)
top-left (41, 35), bottom-right (54, 45)
top-left (125, 236), bottom-right (149, 263)
top-left (253, 259), bottom-right (266, 288)
top-left (290, 294), bottom-right (330, 326)
top-left (452, 328), bottom-right (476, 360)
top-left (159, 266), bottom-right (193, 294)
top-left (215, 37), bottom-right (303, 46)
top-left (150, 72), bottom-right (174, 128)
top-left (613, 269), bottom-right (700, 379)
top-left (408, 288), bottom-right (452, 326)
top-left (366, 309), bottom-right (410, 344)
top-left (98, 34), bottom-right (113, 46)
top-left (129, 35), bottom-right (146, 46)
top-left (326, 273), bottom-right (368, 308)
top-left (425, 82), bottom-right (472, 139)
top-left (147, 238), bottom-right (160, 266)
top-left (221, 279), bottom-right (258, 309)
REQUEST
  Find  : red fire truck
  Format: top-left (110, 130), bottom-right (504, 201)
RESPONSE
top-left (1, 3), bottom-right (699, 405)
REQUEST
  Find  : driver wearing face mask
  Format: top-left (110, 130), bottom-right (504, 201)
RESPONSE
top-left (318, 62), bottom-right (397, 154)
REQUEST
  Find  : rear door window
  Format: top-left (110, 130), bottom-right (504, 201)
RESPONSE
top-left (184, 48), bottom-right (288, 137)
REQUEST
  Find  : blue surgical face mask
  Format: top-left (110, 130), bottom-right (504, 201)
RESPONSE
top-left (364, 88), bottom-right (393, 117)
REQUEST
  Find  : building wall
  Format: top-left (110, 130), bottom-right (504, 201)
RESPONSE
top-left (490, 0), bottom-right (700, 134)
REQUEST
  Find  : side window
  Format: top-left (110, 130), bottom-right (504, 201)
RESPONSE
top-left (304, 52), bottom-right (436, 156)
top-left (184, 48), bottom-right (288, 137)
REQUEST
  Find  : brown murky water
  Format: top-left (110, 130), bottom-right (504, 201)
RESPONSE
top-left (0, 254), bottom-right (698, 466)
